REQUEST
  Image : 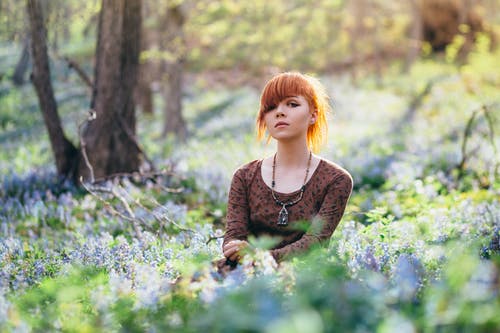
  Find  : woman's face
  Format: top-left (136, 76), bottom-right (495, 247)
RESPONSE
top-left (263, 95), bottom-right (317, 143)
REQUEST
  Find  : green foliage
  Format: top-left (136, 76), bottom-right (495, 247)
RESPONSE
top-left (184, 0), bottom-right (412, 73)
top-left (13, 266), bottom-right (108, 332)
top-left (1, 2), bottom-right (500, 331)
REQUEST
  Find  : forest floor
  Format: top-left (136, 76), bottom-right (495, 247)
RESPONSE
top-left (0, 48), bottom-right (499, 331)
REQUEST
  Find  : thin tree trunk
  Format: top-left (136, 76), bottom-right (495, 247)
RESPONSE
top-left (404, 0), bottom-right (423, 73)
top-left (161, 4), bottom-right (187, 140)
top-left (135, 19), bottom-right (154, 115)
top-left (136, 64), bottom-right (154, 114)
top-left (27, 0), bottom-right (78, 178)
top-left (163, 61), bottom-right (186, 139)
top-left (370, 0), bottom-right (383, 86)
top-left (459, 0), bottom-right (471, 25)
top-left (349, 0), bottom-right (364, 85)
top-left (12, 36), bottom-right (31, 86)
top-left (79, 0), bottom-right (142, 181)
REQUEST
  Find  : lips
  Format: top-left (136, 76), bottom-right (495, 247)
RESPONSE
top-left (275, 121), bottom-right (289, 128)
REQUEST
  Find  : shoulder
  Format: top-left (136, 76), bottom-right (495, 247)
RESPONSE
top-left (231, 159), bottom-right (261, 181)
top-left (317, 158), bottom-right (353, 189)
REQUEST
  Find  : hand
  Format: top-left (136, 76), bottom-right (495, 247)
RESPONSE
top-left (223, 240), bottom-right (249, 262)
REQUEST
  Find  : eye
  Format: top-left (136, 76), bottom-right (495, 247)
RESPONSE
top-left (288, 101), bottom-right (299, 107)
top-left (265, 104), bottom-right (277, 112)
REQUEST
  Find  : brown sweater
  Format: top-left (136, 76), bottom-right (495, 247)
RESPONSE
top-left (223, 158), bottom-right (353, 262)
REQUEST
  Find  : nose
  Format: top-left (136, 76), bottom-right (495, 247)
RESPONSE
top-left (275, 103), bottom-right (285, 117)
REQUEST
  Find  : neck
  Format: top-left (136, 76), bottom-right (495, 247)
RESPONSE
top-left (275, 140), bottom-right (310, 168)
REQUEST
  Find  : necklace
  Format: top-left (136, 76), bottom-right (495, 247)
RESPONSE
top-left (271, 151), bottom-right (312, 226)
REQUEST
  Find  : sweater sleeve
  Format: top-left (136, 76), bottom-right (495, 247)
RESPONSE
top-left (223, 168), bottom-right (250, 247)
top-left (270, 171), bottom-right (353, 262)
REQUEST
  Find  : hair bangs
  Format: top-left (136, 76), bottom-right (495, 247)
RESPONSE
top-left (259, 74), bottom-right (314, 114)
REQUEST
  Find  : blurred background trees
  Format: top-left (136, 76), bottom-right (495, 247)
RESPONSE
top-left (0, 0), bottom-right (498, 181)
top-left (25, 0), bottom-right (143, 182)
top-left (0, 3), bottom-right (499, 330)
top-left (27, 0), bottom-right (78, 179)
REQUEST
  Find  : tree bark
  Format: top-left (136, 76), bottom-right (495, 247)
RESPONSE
top-left (163, 60), bottom-right (186, 139)
top-left (79, 0), bottom-right (142, 181)
top-left (135, 16), bottom-right (154, 115)
top-left (12, 36), bottom-right (31, 86)
top-left (27, 0), bottom-right (78, 178)
top-left (161, 4), bottom-right (187, 141)
top-left (136, 66), bottom-right (154, 114)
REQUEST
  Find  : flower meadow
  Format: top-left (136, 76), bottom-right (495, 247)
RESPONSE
top-left (1, 48), bottom-right (500, 331)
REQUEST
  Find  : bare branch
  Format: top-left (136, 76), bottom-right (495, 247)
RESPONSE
top-left (62, 56), bottom-right (93, 89)
top-left (482, 105), bottom-right (499, 177)
top-left (89, 169), bottom-right (183, 192)
top-left (78, 109), bottom-right (96, 183)
top-left (144, 195), bottom-right (198, 234)
top-left (80, 179), bottom-right (144, 241)
top-left (110, 186), bottom-right (144, 241)
top-left (457, 103), bottom-right (500, 183)
top-left (458, 107), bottom-right (480, 172)
top-left (80, 179), bottom-right (144, 242)
top-left (117, 115), bottom-right (156, 172)
top-left (206, 233), bottom-right (224, 245)
top-left (81, 175), bottom-right (202, 244)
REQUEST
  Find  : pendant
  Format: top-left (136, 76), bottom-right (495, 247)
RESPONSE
top-left (277, 205), bottom-right (289, 226)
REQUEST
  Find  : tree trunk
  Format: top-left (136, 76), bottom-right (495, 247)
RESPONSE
top-left (79, 0), bottom-right (142, 182)
top-left (418, 0), bottom-right (484, 53)
top-left (163, 61), bottom-right (186, 140)
top-left (12, 36), bottom-right (31, 86)
top-left (349, 0), bottom-right (365, 85)
top-left (370, 0), bottom-right (383, 86)
top-left (135, 17), bottom-right (154, 115)
top-left (136, 66), bottom-right (154, 114)
top-left (161, 4), bottom-right (187, 140)
top-left (403, 0), bottom-right (423, 72)
top-left (27, 0), bottom-right (78, 178)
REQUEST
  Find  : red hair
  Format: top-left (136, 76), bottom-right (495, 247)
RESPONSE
top-left (256, 72), bottom-right (330, 153)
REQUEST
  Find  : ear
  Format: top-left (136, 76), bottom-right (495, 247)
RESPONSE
top-left (310, 108), bottom-right (318, 125)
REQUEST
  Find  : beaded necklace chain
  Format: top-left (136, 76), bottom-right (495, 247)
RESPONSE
top-left (271, 151), bottom-right (312, 226)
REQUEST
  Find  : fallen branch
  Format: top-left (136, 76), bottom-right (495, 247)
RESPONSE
top-left (117, 183), bottom-right (197, 236)
top-left (88, 169), bottom-right (183, 192)
top-left (81, 173), bottom-right (203, 243)
top-left (80, 179), bottom-right (144, 242)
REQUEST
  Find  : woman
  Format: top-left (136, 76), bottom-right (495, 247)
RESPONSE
top-left (221, 72), bottom-right (353, 268)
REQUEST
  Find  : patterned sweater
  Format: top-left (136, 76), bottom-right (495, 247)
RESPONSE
top-left (223, 158), bottom-right (353, 262)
